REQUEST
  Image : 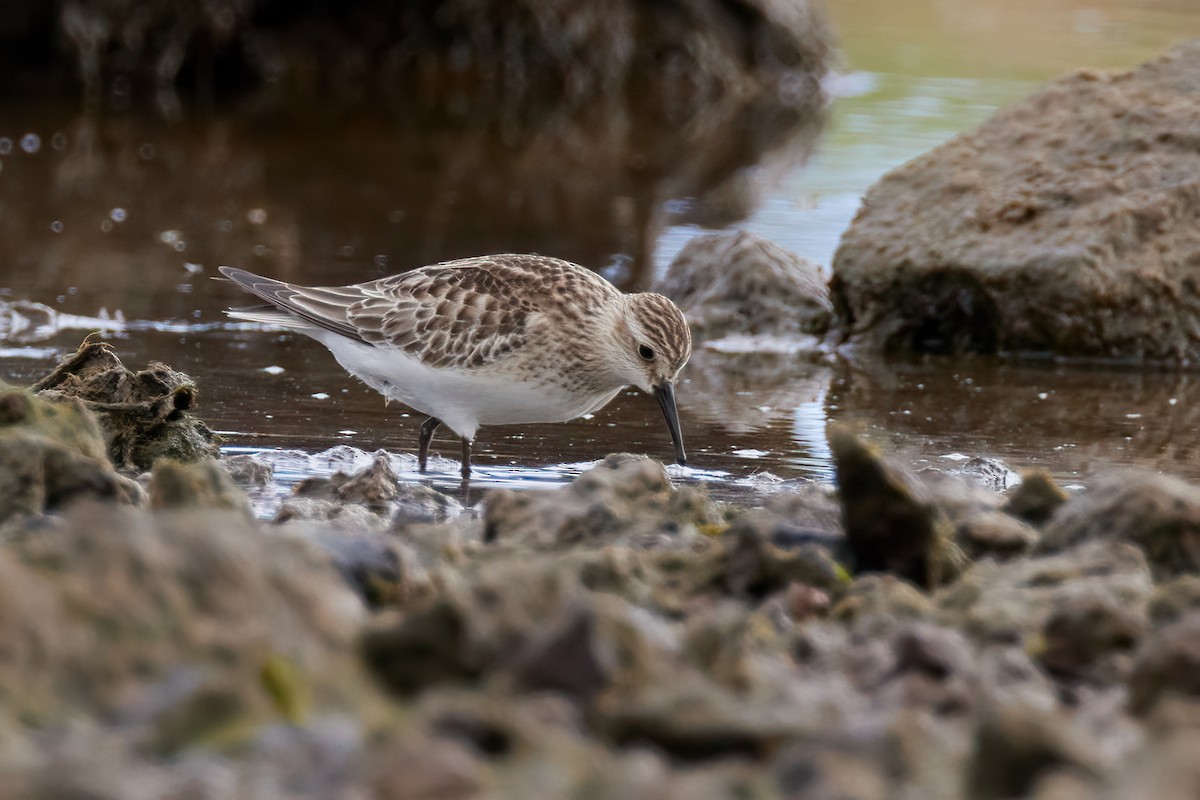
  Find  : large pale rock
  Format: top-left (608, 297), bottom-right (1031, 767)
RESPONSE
top-left (831, 41), bottom-right (1200, 360)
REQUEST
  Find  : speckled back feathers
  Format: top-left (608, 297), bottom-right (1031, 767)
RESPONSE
top-left (222, 255), bottom-right (639, 372)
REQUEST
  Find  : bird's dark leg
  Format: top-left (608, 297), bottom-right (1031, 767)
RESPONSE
top-left (460, 437), bottom-right (472, 480)
top-left (418, 416), bottom-right (441, 472)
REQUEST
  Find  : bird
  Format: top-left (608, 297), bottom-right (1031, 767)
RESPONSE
top-left (219, 254), bottom-right (692, 479)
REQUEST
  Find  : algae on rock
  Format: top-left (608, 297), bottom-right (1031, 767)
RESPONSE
top-left (32, 337), bottom-right (220, 472)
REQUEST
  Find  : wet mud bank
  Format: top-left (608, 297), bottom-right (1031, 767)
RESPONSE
top-left (4, 340), bottom-right (1200, 798)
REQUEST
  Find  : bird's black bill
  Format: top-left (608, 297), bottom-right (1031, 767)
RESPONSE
top-left (654, 382), bottom-right (687, 466)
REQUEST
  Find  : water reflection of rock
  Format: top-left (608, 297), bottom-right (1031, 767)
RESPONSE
top-left (680, 349), bottom-right (831, 435)
top-left (832, 358), bottom-right (1200, 479)
top-left (0, 86), bottom-right (825, 319)
top-left (0, 0), bottom-right (831, 318)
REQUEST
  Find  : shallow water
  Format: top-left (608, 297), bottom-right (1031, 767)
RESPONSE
top-left (1, 0), bottom-right (1198, 501)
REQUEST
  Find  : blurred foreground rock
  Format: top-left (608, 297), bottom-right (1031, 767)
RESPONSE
top-left (8, 384), bottom-right (1200, 796)
top-left (0, 387), bottom-right (140, 524)
top-left (832, 40), bottom-right (1200, 361)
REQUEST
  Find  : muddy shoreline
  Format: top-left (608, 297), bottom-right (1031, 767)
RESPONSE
top-left (1, 339), bottom-right (1198, 798)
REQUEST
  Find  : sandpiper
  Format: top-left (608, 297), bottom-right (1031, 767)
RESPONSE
top-left (219, 255), bottom-right (692, 478)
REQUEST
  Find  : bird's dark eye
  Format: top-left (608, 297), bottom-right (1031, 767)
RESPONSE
top-left (638, 344), bottom-right (655, 361)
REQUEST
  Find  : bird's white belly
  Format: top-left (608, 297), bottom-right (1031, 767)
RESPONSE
top-left (318, 334), bottom-right (622, 440)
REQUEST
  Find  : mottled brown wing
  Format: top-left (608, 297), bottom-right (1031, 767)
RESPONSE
top-left (345, 254), bottom-right (617, 370)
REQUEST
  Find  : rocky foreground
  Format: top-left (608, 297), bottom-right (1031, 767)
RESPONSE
top-left (0, 339), bottom-right (1197, 799)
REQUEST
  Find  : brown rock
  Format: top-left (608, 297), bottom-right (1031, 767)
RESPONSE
top-left (0, 502), bottom-right (369, 731)
top-left (938, 541), bottom-right (1152, 644)
top-left (0, 388), bottom-right (140, 524)
top-left (1128, 614), bottom-right (1200, 716)
top-left (1148, 576), bottom-right (1200, 625)
top-left (831, 41), bottom-right (1200, 360)
top-left (831, 426), bottom-right (966, 589)
top-left (1035, 593), bottom-right (1144, 682)
top-left (966, 703), bottom-right (1102, 800)
top-left (1002, 470), bottom-right (1069, 526)
top-left (147, 458), bottom-right (252, 515)
top-left (31, 337), bottom-right (219, 471)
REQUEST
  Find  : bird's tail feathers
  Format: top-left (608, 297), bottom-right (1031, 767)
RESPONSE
top-left (226, 307), bottom-right (320, 332)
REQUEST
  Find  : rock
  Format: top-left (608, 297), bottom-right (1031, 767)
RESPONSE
top-left (831, 42), bottom-right (1200, 360)
top-left (508, 605), bottom-right (615, 702)
top-left (482, 454), bottom-right (721, 549)
top-left (656, 231), bottom-right (833, 341)
top-left (956, 509), bottom-right (1040, 560)
top-left (1148, 576), bottom-right (1200, 625)
top-left (1128, 614), bottom-right (1200, 716)
top-left (829, 575), bottom-right (934, 625)
top-left (1104, 727), bottom-right (1200, 800)
top-left (830, 426), bottom-right (967, 589)
top-left (596, 672), bottom-right (807, 761)
top-left (965, 703), bottom-right (1102, 800)
top-left (293, 452), bottom-right (461, 524)
top-left (369, 735), bottom-right (491, 800)
top-left (717, 516), bottom-right (849, 599)
top-left (939, 541), bottom-right (1153, 645)
top-left (0, 502), bottom-right (371, 734)
top-left (148, 458), bottom-right (252, 515)
top-left (0, 388), bottom-right (141, 524)
top-left (1039, 470), bottom-right (1200, 579)
top-left (1003, 470), bottom-right (1069, 526)
top-left (773, 740), bottom-right (890, 800)
top-left (724, 484), bottom-right (844, 550)
top-left (1035, 593), bottom-right (1144, 683)
top-left (281, 523), bottom-right (434, 609)
top-left (361, 600), bottom-right (478, 697)
top-left (222, 453), bottom-right (274, 487)
top-left (31, 337), bottom-right (219, 472)
top-left (277, 497), bottom-right (390, 532)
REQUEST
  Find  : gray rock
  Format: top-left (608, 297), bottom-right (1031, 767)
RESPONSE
top-left (657, 231), bottom-right (832, 342)
top-left (938, 541), bottom-right (1153, 644)
top-left (1039, 470), bottom-right (1200, 579)
top-left (482, 453), bottom-right (721, 549)
top-left (1128, 614), bottom-right (1200, 716)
